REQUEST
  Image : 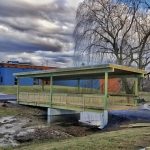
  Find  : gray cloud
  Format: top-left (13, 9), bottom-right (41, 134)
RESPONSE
top-left (0, 50), bottom-right (74, 67)
top-left (0, 0), bottom-right (73, 18)
top-left (0, 0), bottom-right (83, 67)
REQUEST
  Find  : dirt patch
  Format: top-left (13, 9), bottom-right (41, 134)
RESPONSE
top-left (0, 103), bottom-right (47, 148)
top-left (0, 102), bottom-right (149, 149)
top-left (0, 116), bottom-right (29, 147)
top-left (15, 127), bottom-right (72, 143)
top-left (0, 116), bottom-right (73, 148)
top-left (49, 122), bottom-right (101, 137)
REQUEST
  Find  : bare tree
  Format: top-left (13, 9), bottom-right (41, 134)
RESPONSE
top-left (135, 8), bottom-right (150, 69)
top-left (74, 0), bottom-right (150, 67)
top-left (74, 0), bottom-right (150, 92)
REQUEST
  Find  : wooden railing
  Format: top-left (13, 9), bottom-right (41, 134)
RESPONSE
top-left (52, 94), bottom-right (105, 109)
top-left (109, 95), bottom-right (137, 106)
top-left (18, 92), bottom-right (105, 109)
top-left (18, 92), bottom-right (136, 110)
top-left (19, 92), bottom-right (49, 105)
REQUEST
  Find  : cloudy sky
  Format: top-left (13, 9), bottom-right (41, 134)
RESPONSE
top-left (0, 0), bottom-right (83, 67)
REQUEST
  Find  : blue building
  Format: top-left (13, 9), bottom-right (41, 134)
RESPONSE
top-left (54, 80), bottom-right (100, 89)
top-left (0, 61), bottom-right (54, 86)
top-left (0, 61), bottom-right (100, 89)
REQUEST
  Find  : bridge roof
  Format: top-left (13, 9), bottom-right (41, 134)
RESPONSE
top-left (14, 64), bottom-right (147, 80)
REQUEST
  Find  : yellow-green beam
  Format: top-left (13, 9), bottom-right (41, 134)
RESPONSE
top-left (104, 72), bottom-right (108, 110)
top-left (135, 78), bottom-right (138, 96)
top-left (134, 78), bottom-right (139, 106)
top-left (49, 76), bottom-right (53, 107)
top-left (77, 79), bottom-right (80, 93)
top-left (17, 78), bottom-right (20, 103)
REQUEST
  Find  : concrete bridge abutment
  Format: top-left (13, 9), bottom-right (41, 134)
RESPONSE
top-left (47, 108), bottom-right (80, 123)
top-left (47, 108), bottom-right (108, 129)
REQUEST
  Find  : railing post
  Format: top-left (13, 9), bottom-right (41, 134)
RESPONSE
top-left (49, 76), bottom-right (53, 107)
top-left (17, 77), bottom-right (20, 103)
top-left (82, 96), bottom-right (83, 111)
top-left (104, 72), bottom-right (108, 110)
top-left (134, 77), bottom-right (139, 106)
top-left (135, 78), bottom-right (139, 96)
top-left (83, 96), bottom-right (85, 111)
top-left (77, 79), bottom-right (80, 94)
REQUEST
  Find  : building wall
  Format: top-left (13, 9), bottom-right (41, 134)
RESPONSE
top-left (55, 79), bottom-right (121, 93)
top-left (0, 65), bottom-right (121, 93)
top-left (100, 78), bottom-right (121, 94)
top-left (0, 67), bottom-right (35, 85)
top-left (54, 79), bottom-right (100, 89)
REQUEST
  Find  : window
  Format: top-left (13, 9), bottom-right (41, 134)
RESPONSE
top-left (0, 76), bottom-right (3, 83)
top-left (14, 78), bottom-right (17, 85)
top-left (33, 78), bottom-right (39, 85)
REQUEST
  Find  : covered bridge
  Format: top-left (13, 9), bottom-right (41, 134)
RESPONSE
top-left (15, 64), bottom-right (146, 128)
top-left (14, 64), bottom-right (146, 128)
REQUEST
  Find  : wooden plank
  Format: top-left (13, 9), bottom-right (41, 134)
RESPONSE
top-left (135, 78), bottom-right (139, 96)
top-left (50, 76), bottom-right (53, 107)
top-left (14, 67), bottom-right (114, 78)
top-left (18, 92), bottom-right (105, 110)
top-left (104, 72), bottom-right (108, 110)
top-left (109, 64), bottom-right (146, 74)
top-left (14, 64), bottom-right (147, 78)
top-left (121, 123), bottom-right (150, 128)
top-left (17, 78), bottom-right (20, 103)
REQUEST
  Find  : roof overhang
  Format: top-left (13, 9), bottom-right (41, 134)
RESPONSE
top-left (14, 64), bottom-right (147, 80)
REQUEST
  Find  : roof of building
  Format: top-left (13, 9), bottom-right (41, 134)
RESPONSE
top-left (0, 62), bottom-right (56, 70)
top-left (14, 64), bottom-right (147, 80)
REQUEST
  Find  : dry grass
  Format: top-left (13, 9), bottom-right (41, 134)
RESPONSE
top-left (8, 126), bottom-right (150, 150)
top-left (0, 103), bottom-right (43, 118)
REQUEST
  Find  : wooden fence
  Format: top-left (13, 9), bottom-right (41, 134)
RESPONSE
top-left (18, 92), bottom-right (136, 110)
top-left (19, 92), bottom-right (104, 109)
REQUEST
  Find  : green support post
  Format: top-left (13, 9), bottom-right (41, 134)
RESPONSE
top-left (77, 79), bottom-right (80, 94)
top-left (49, 76), bottom-right (53, 107)
top-left (42, 79), bottom-right (44, 92)
top-left (17, 78), bottom-right (20, 103)
top-left (134, 77), bottom-right (139, 106)
top-left (104, 72), bottom-right (108, 110)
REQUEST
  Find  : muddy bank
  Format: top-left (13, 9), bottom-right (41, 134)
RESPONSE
top-left (0, 116), bottom-right (31, 147)
top-left (0, 102), bottom-right (150, 148)
top-left (0, 116), bottom-right (72, 148)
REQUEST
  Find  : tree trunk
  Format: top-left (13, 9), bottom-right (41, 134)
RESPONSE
top-left (122, 78), bottom-right (134, 94)
top-left (138, 77), bottom-right (143, 91)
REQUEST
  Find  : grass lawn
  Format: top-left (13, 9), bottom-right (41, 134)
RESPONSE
top-left (0, 86), bottom-right (17, 95)
top-left (0, 104), bottom-right (44, 118)
top-left (8, 126), bottom-right (150, 150)
top-left (0, 106), bottom-right (20, 117)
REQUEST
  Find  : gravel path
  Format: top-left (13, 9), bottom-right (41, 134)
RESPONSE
top-left (0, 93), bottom-right (16, 101)
top-left (110, 103), bottom-right (150, 120)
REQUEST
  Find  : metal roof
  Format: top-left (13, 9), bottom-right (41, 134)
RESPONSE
top-left (0, 62), bottom-right (56, 70)
top-left (14, 64), bottom-right (147, 80)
